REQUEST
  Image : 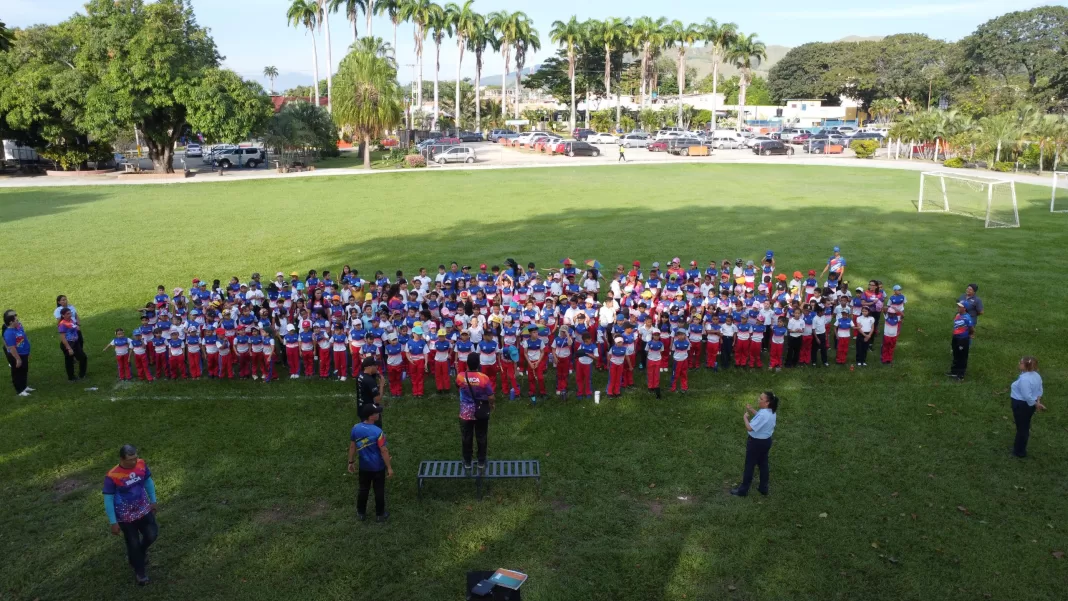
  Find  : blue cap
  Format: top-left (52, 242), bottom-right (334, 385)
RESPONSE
top-left (893, 284), bottom-right (902, 291)
top-left (833, 246), bottom-right (840, 252)
top-left (765, 250), bottom-right (773, 257)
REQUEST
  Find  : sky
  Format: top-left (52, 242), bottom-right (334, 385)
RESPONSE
top-left (8, 0), bottom-right (1064, 91)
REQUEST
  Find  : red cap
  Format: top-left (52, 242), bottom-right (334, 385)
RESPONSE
top-left (192, 278), bottom-right (200, 284)
top-left (690, 261), bottom-right (698, 266)
top-left (215, 327), bottom-right (225, 337)
top-left (808, 269), bottom-right (816, 275)
top-left (793, 271), bottom-right (802, 278)
top-left (480, 264), bottom-right (487, 269)
top-left (628, 270), bottom-right (638, 277)
top-left (632, 260), bottom-right (640, 266)
top-left (776, 274), bottom-right (787, 281)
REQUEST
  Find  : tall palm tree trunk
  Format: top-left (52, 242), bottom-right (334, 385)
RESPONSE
top-left (415, 29), bottom-right (424, 115)
top-left (366, 0), bottom-right (374, 37)
top-left (501, 49), bottom-right (510, 117)
top-left (640, 48), bottom-right (648, 109)
top-left (711, 58), bottom-right (720, 130)
top-left (323, 17), bottom-right (333, 113)
top-left (584, 85), bottom-right (590, 127)
top-left (433, 40), bottom-right (441, 130)
top-left (737, 74), bottom-right (749, 131)
top-left (455, 40), bottom-right (464, 133)
top-left (569, 54), bottom-right (576, 133)
top-left (604, 45), bottom-right (613, 127)
top-left (392, 20), bottom-right (398, 60)
top-left (351, 17), bottom-right (358, 44)
top-left (311, 30), bottom-right (320, 107)
top-left (475, 58), bottom-right (482, 131)
top-left (676, 49), bottom-right (685, 127)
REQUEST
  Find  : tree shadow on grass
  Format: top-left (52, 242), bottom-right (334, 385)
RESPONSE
top-left (0, 187), bottom-right (116, 225)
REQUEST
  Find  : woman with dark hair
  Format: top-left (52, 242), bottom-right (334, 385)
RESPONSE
top-left (3, 309), bottom-right (32, 396)
top-left (731, 391), bottom-right (780, 497)
top-left (57, 307), bottom-right (88, 381)
top-left (54, 295), bottom-right (83, 342)
top-left (457, 353), bottom-right (495, 473)
top-left (103, 444), bottom-right (158, 586)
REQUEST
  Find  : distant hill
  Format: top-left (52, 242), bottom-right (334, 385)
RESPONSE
top-left (478, 65), bottom-right (542, 88)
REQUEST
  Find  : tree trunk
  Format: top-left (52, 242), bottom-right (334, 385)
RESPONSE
top-left (736, 76), bottom-right (748, 131)
top-left (352, 17), bottom-right (358, 44)
top-left (311, 30), bottom-right (320, 107)
top-left (323, 17), bottom-right (333, 113)
top-left (616, 90), bottom-right (621, 128)
top-left (475, 59), bottom-right (482, 132)
top-left (393, 21), bottom-right (398, 62)
top-left (501, 49), bottom-right (509, 117)
top-left (995, 140), bottom-right (1001, 165)
top-left (640, 48), bottom-right (648, 110)
top-left (415, 29), bottom-right (423, 111)
top-left (514, 64), bottom-right (520, 120)
top-left (363, 134), bottom-right (372, 169)
top-left (569, 55), bottom-right (576, 133)
top-left (1039, 144), bottom-right (1045, 174)
top-left (366, 0), bottom-right (374, 37)
top-left (585, 85), bottom-right (590, 128)
top-left (433, 40), bottom-right (441, 130)
top-left (677, 49), bottom-right (685, 127)
top-left (711, 57), bottom-right (719, 130)
top-left (604, 44), bottom-right (612, 128)
top-left (456, 39), bottom-right (464, 133)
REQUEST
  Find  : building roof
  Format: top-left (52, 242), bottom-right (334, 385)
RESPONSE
top-left (270, 95), bottom-right (328, 113)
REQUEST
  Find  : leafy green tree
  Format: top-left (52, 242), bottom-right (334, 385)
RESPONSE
top-left (961, 6), bottom-right (1068, 90)
top-left (332, 41), bottom-right (404, 168)
top-left (180, 69), bottom-right (274, 145)
top-left (0, 19), bottom-right (13, 52)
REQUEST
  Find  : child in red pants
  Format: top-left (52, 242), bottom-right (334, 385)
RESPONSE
top-left (235, 331), bottom-right (252, 378)
top-left (670, 331), bottom-right (690, 393)
top-left (769, 319), bottom-right (787, 369)
top-left (299, 329), bottom-right (315, 377)
top-left (645, 331), bottom-right (664, 398)
top-left (260, 335), bottom-right (275, 382)
top-left (331, 325), bottom-right (349, 381)
top-left (104, 328), bottom-right (133, 381)
top-left (218, 337), bottom-right (234, 378)
top-left (735, 323), bottom-right (751, 368)
top-left (151, 330), bottom-right (169, 379)
top-left (500, 345), bottom-right (519, 399)
top-left (835, 315), bottom-right (853, 364)
top-left (687, 319), bottom-right (703, 369)
top-left (405, 332), bottom-right (428, 397)
top-left (186, 328), bottom-right (203, 379)
top-left (432, 331), bottom-right (453, 393)
top-left (705, 322), bottom-right (721, 370)
top-left (315, 328), bottom-right (331, 378)
top-left (385, 335), bottom-right (405, 396)
top-left (167, 331), bottom-right (187, 379)
top-left (574, 334), bottom-right (596, 399)
top-left (748, 321), bottom-right (764, 368)
top-left (552, 330), bottom-right (572, 395)
top-left (881, 313), bottom-right (900, 364)
top-left (249, 332), bottom-right (265, 380)
top-left (606, 337), bottom-right (627, 397)
top-left (130, 331), bottom-right (153, 381)
top-left (284, 327), bottom-right (301, 378)
top-left (204, 330), bottom-right (220, 378)
top-left (524, 335), bottom-right (547, 400)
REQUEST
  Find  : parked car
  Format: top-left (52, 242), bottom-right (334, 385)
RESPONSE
top-left (515, 131), bottom-right (549, 147)
top-left (535, 137), bottom-right (563, 152)
top-left (806, 140), bottom-right (845, 155)
top-left (184, 143), bottom-right (202, 158)
top-left (647, 140), bottom-right (669, 152)
top-left (420, 144), bottom-right (455, 160)
top-left (668, 138), bottom-right (711, 156)
top-left (753, 140), bottom-right (795, 156)
top-left (213, 147), bottom-right (265, 168)
top-left (708, 135), bottom-right (743, 149)
top-left (496, 132), bottom-right (519, 144)
top-left (850, 132), bottom-right (885, 141)
top-left (572, 128), bottom-right (595, 140)
top-left (434, 145), bottom-right (477, 164)
top-left (587, 132), bottom-right (619, 144)
top-left (620, 133), bottom-right (651, 148)
top-left (831, 125), bottom-right (858, 136)
top-left (778, 128), bottom-right (805, 142)
top-left (205, 144), bottom-right (238, 159)
top-left (791, 132), bottom-right (813, 145)
top-left (557, 141), bottom-right (600, 157)
top-left (655, 130), bottom-right (683, 141)
top-left (457, 131), bottom-right (484, 142)
top-left (746, 135), bottom-right (776, 148)
top-left (487, 129), bottom-right (513, 142)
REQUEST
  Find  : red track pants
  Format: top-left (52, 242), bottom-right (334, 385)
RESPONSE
top-left (153, 351), bottom-right (168, 379)
top-left (748, 341), bottom-right (763, 368)
top-left (705, 342), bottom-right (720, 368)
top-left (555, 356), bottom-right (571, 392)
top-left (646, 359), bottom-right (662, 389)
top-left (169, 355), bottom-right (187, 379)
top-left (607, 362), bottom-right (624, 395)
top-left (735, 340), bottom-right (750, 367)
top-left (433, 360), bottom-right (451, 392)
top-left (286, 347), bottom-right (300, 375)
top-left (800, 335), bottom-right (813, 364)
top-left (387, 364), bottom-right (404, 396)
top-left (116, 355), bottom-right (131, 380)
top-left (187, 351), bottom-right (202, 378)
top-left (333, 351), bottom-right (347, 378)
top-left (501, 362), bottom-right (518, 395)
top-left (409, 358), bottom-right (426, 396)
top-left (219, 353), bottom-right (234, 379)
top-left (881, 336), bottom-right (897, 363)
top-left (133, 353), bottom-right (152, 381)
top-left (527, 361), bottom-right (546, 396)
top-left (318, 347), bottom-right (331, 378)
top-left (237, 352), bottom-right (252, 378)
top-left (688, 344), bottom-right (701, 369)
top-left (769, 342), bottom-right (784, 368)
top-left (301, 350), bottom-right (314, 376)
top-left (206, 353), bottom-right (219, 377)
top-left (481, 363), bottom-right (500, 392)
top-left (575, 361), bottom-right (592, 396)
top-left (836, 336), bottom-right (850, 363)
top-left (671, 361), bottom-right (688, 391)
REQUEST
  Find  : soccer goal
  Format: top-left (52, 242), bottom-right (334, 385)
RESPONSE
top-left (918, 171), bottom-right (1019, 228)
top-left (1051, 171), bottom-right (1068, 213)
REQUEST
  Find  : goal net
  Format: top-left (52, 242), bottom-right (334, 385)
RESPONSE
top-left (918, 171), bottom-right (1019, 228)
top-left (1051, 171), bottom-right (1068, 213)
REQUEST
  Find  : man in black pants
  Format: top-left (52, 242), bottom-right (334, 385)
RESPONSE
top-left (948, 302), bottom-right (974, 380)
top-left (458, 354), bottom-right (495, 473)
top-left (348, 404), bottom-right (393, 522)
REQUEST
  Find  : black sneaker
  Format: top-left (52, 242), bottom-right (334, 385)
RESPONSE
top-left (136, 575), bottom-right (150, 586)
top-left (376, 512), bottom-right (390, 523)
top-left (729, 486), bottom-right (748, 497)
top-left (357, 513), bottom-right (366, 521)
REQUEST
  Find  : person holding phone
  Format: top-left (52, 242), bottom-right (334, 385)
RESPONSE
top-left (457, 354), bottom-right (496, 474)
top-left (731, 391), bottom-right (780, 497)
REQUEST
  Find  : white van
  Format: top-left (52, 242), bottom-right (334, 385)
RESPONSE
top-left (2, 140), bottom-right (41, 164)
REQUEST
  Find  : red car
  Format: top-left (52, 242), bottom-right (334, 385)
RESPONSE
top-left (791, 133), bottom-right (812, 145)
top-left (647, 140), bottom-right (668, 152)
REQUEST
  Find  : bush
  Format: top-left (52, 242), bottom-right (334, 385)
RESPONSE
top-left (320, 144), bottom-right (340, 158)
top-left (942, 157), bottom-right (965, 168)
top-left (850, 139), bottom-right (879, 159)
top-left (38, 145), bottom-right (90, 171)
top-left (404, 154), bottom-right (426, 168)
top-left (992, 161), bottom-right (1014, 173)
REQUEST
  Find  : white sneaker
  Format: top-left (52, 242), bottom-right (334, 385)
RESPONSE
top-left (340, 376), bottom-right (347, 382)
top-left (290, 374), bottom-right (298, 379)
top-left (252, 375), bottom-right (259, 380)
top-left (18, 390), bottom-right (31, 397)
top-left (24, 387), bottom-right (35, 392)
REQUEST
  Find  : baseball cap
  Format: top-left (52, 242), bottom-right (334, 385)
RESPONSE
top-left (808, 269), bottom-right (816, 275)
top-left (690, 260), bottom-right (697, 266)
top-left (480, 263), bottom-right (487, 269)
top-left (833, 246), bottom-right (840, 252)
top-left (276, 272), bottom-right (284, 277)
top-left (672, 257), bottom-right (680, 264)
top-left (766, 250), bottom-right (774, 257)
top-left (614, 336), bottom-right (623, 344)
top-left (956, 301), bottom-right (965, 307)
top-left (286, 324), bottom-right (295, 332)
top-left (437, 328), bottom-right (446, 336)
top-left (793, 271), bottom-right (802, 278)
top-left (290, 271), bottom-right (299, 277)
top-left (358, 404), bottom-right (382, 420)
top-left (652, 329), bottom-right (661, 336)
top-left (892, 284), bottom-right (902, 291)
top-left (652, 261), bottom-right (660, 268)
top-left (632, 260), bottom-right (640, 266)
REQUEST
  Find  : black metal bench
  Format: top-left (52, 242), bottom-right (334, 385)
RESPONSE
top-left (417, 460), bottom-right (541, 500)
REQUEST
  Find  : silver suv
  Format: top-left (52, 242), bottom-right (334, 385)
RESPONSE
top-left (434, 146), bottom-right (477, 164)
top-left (213, 147), bottom-right (265, 168)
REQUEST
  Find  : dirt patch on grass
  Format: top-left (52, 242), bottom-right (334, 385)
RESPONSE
top-left (305, 499), bottom-right (331, 518)
top-left (53, 477), bottom-right (87, 500)
top-left (254, 506), bottom-right (288, 524)
top-left (551, 498), bottom-right (572, 512)
top-left (648, 501), bottom-right (664, 517)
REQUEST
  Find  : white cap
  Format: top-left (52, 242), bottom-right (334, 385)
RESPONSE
top-left (286, 324), bottom-right (295, 332)
top-left (614, 336), bottom-right (624, 344)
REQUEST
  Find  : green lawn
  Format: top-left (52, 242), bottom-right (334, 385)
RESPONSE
top-left (0, 164), bottom-right (1065, 601)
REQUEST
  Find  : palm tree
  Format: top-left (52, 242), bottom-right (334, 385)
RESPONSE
top-left (263, 66), bottom-right (280, 94)
top-left (400, 0), bottom-right (436, 114)
top-left (725, 32), bottom-right (766, 131)
top-left (374, 0), bottom-right (403, 58)
top-left (0, 20), bottom-right (14, 53)
top-left (314, 0), bottom-right (334, 112)
top-left (446, 1), bottom-right (477, 133)
top-left (978, 113), bottom-right (1020, 166)
top-left (426, 3), bottom-right (450, 130)
top-left (468, 13), bottom-right (499, 132)
top-left (329, 0), bottom-right (366, 42)
top-left (287, 0), bottom-right (322, 107)
top-left (579, 19), bottom-right (597, 127)
top-left (664, 20), bottom-right (699, 127)
top-left (512, 19), bottom-right (540, 120)
top-left (332, 41), bottom-right (404, 168)
top-left (351, 35), bottom-right (396, 66)
top-left (593, 17), bottom-right (629, 129)
top-left (701, 18), bottom-right (737, 130)
top-left (489, 11), bottom-right (523, 118)
top-left (630, 17), bottom-right (667, 111)
top-left (869, 98), bottom-right (900, 125)
top-left (550, 16), bottom-right (584, 133)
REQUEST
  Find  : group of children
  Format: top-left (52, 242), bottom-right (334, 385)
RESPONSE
top-left (108, 252), bottom-right (907, 403)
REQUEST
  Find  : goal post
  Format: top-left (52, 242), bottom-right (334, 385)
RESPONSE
top-left (1051, 171), bottom-right (1068, 213)
top-left (918, 171), bottom-right (1019, 229)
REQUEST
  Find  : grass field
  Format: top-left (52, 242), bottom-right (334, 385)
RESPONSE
top-left (0, 164), bottom-right (1065, 601)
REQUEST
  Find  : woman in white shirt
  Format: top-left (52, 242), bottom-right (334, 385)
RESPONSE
top-left (731, 391), bottom-right (780, 497)
top-left (785, 310), bottom-right (805, 368)
top-left (854, 306), bottom-right (875, 366)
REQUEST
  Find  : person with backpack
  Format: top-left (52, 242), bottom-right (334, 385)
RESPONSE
top-left (457, 354), bottom-right (495, 474)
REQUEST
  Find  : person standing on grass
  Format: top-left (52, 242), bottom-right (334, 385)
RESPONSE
top-left (348, 404), bottom-right (393, 522)
top-left (618, 142), bottom-right (626, 162)
top-left (958, 284), bottom-right (983, 337)
top-left (457, 353), bottom-right (495, 474)
top-left (948, 301), bottom-right (975, 381)
top-left (854, 306), bottom-right (875, 366)
top-left (356, 356), bottom-right (384, 428)
top-left (3, 310), bottom-right (33, 397)
top-left (820, 246), bottom-right (846, 282)
top-left (1009, 356), bottom-right (1045, 458)
top-left (103, 444), bottom-right (158, 586)
top-left (731, 391), bottom-right (780, 497)
top-left (54, 294), bottom-right (84, 347)
top-left (57, 307), bottom-right (88, 382)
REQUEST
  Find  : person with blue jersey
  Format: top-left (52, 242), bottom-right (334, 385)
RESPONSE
top-left (347, 404), bottom-right (393, 522)
top-left (957, 283), bottom-right (983, 335)
top-left (103, 444), bottom-right (158, 585)
top-left (948, 302), bottom-right (975, 380)
top-left (731, 391), bottom-right (780, 497)
top-left (57, 306), bottom-right (88, 382)
top-left (4, 310), bottom-right (32, 396)
top-left (821, 246), bottom-right (846, 282)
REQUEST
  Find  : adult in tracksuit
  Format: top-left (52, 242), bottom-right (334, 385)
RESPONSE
top-left (103, 444), bottom-right (159, 586)
top-left (731, 391), bottom-right (779, 497)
